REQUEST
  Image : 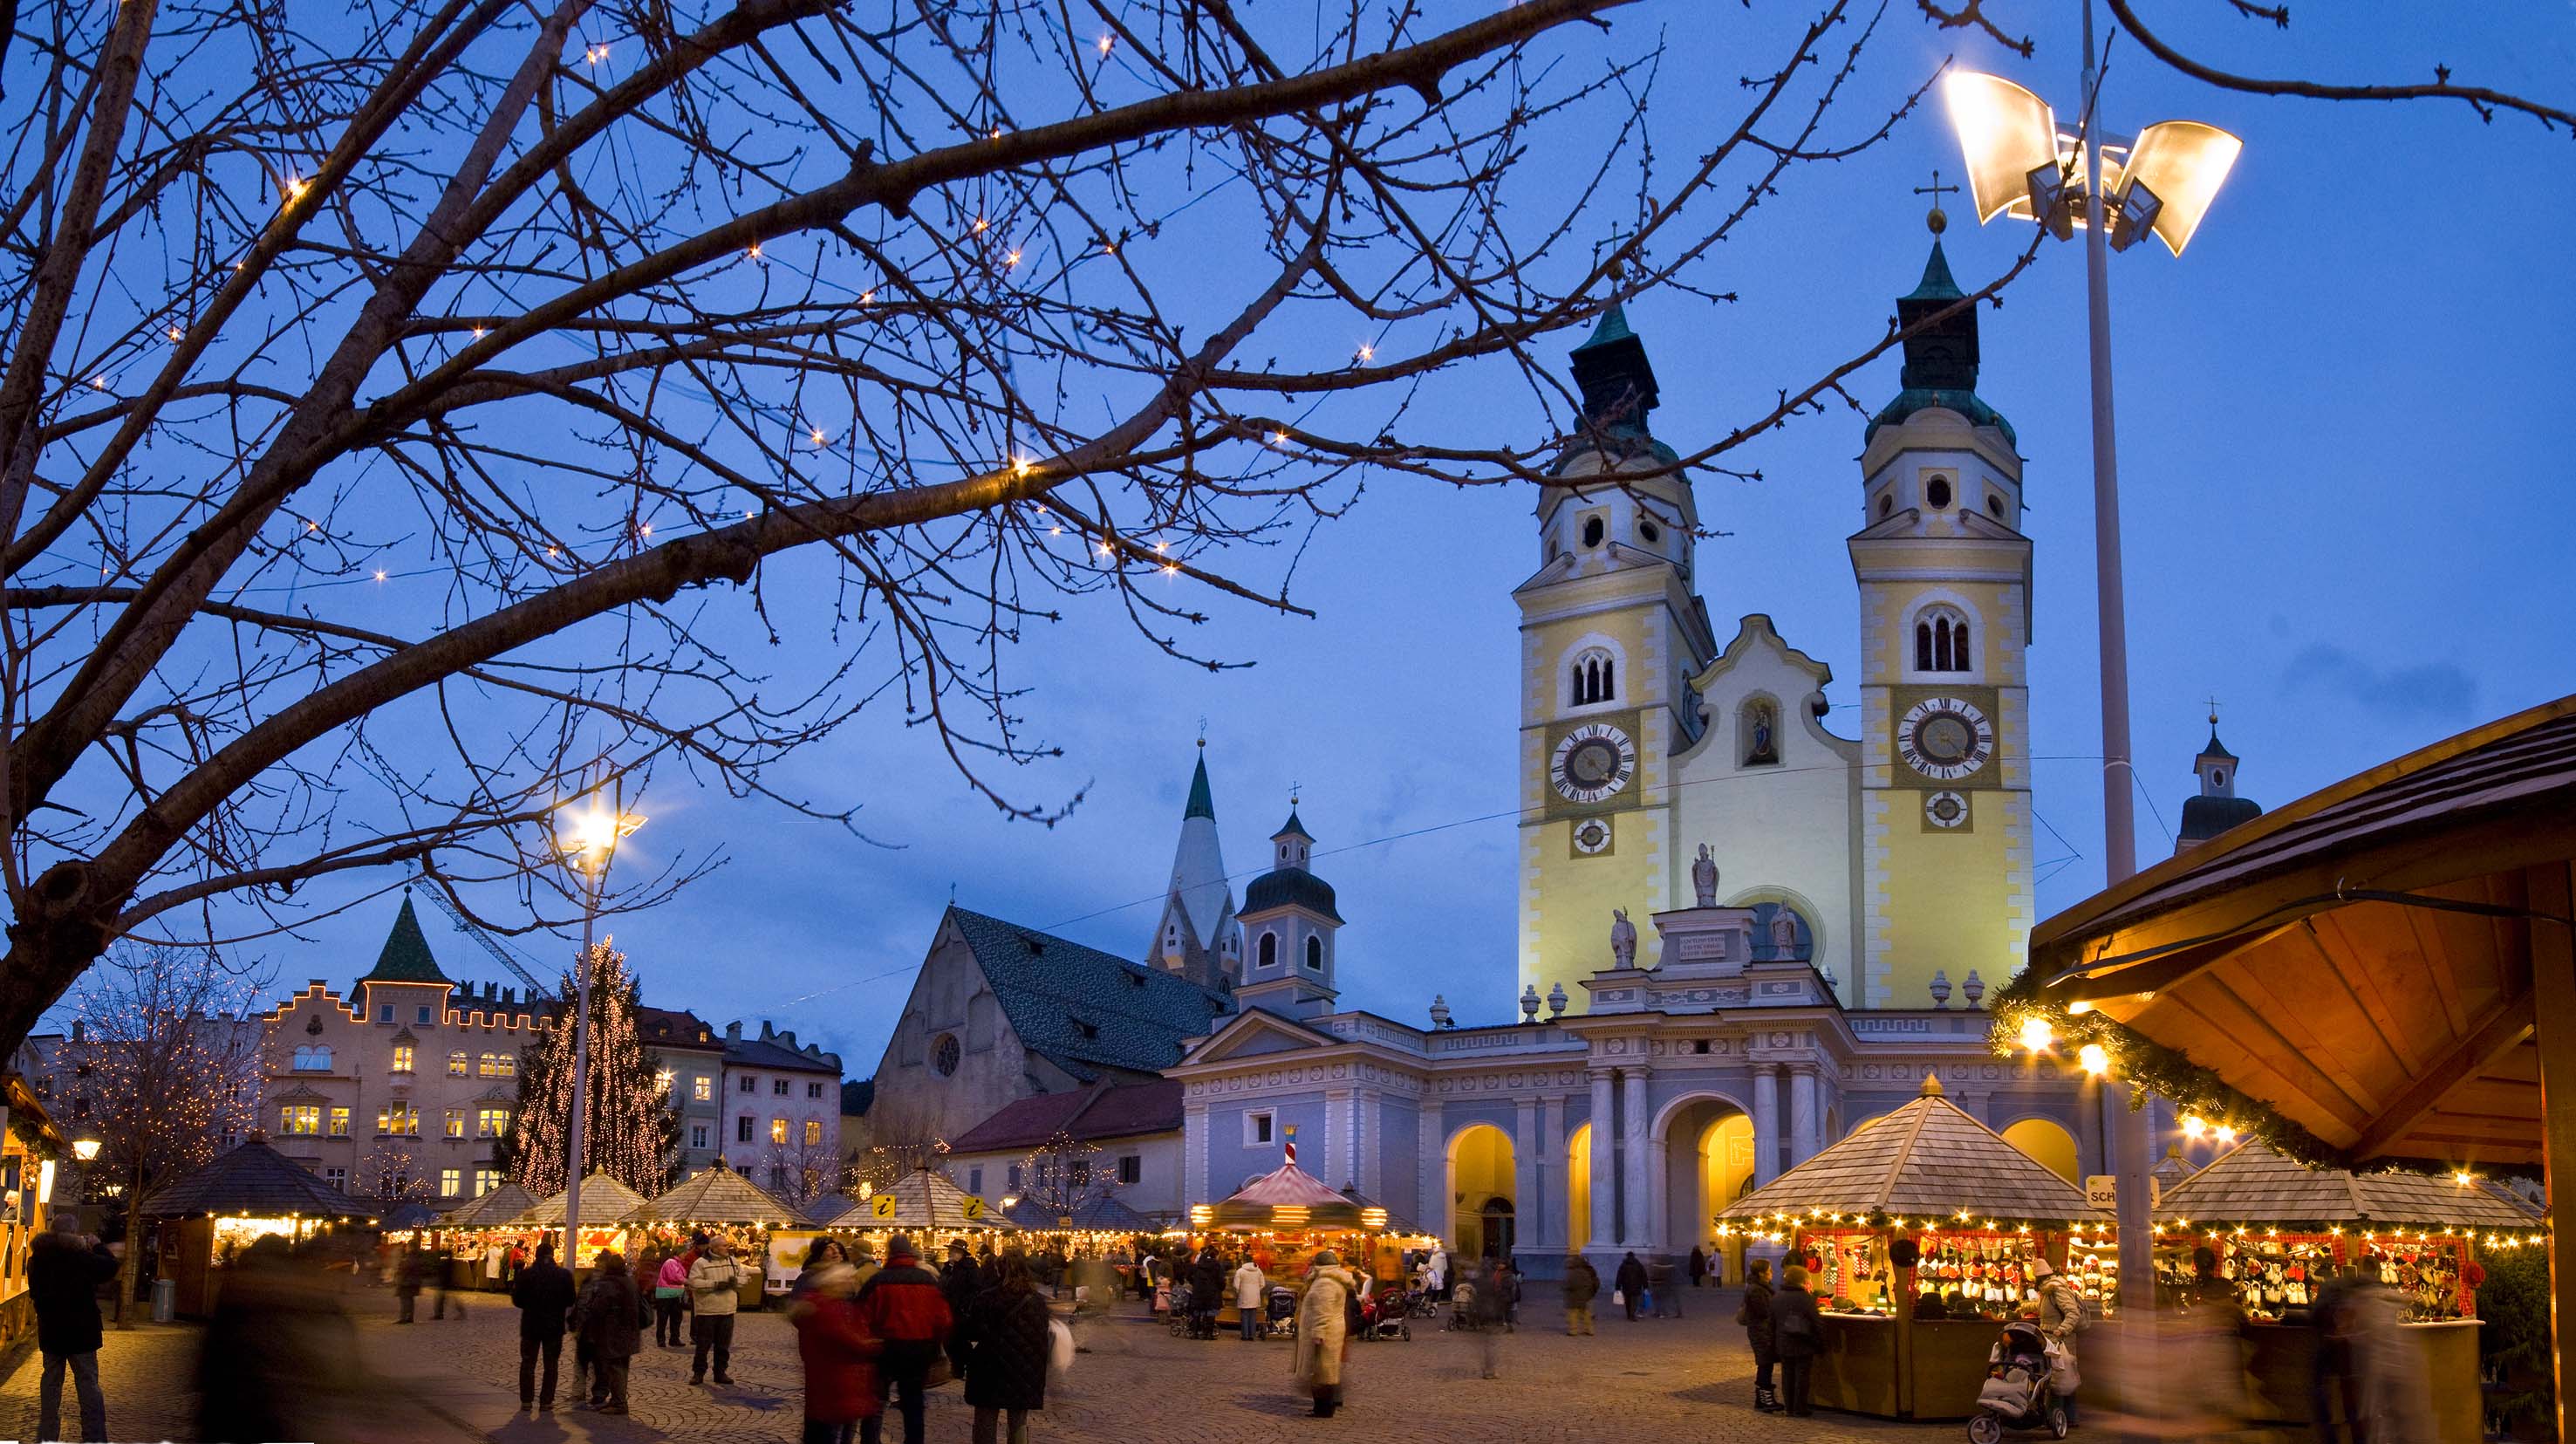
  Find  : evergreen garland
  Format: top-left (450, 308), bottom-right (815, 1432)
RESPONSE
top-left (493, 939), bottom-right (681, 1197)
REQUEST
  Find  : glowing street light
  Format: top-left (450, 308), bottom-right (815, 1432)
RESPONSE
top-left (2018, 1016), bottom-right (2055, 1053)
top-left (554, 785), bottom-right (643, 1269)
top-left (2077, 1043), bottom-right (2111, 1077)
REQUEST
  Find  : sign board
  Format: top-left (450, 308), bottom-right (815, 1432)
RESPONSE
top-left (2083, 1175), bottom-right (2163, 1211)
top-left (961, 1196), bottom-right (984, 1222)
top-left (768, 1229), bottom-right (823, 1293)
top-left (871, 1193), bottom-right (896, 1220)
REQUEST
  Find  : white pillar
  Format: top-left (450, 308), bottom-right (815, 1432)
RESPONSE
top-left (1354, 1091), bottom-right (1377, 1198)
top-left (1622, 1066), bottom-right (1651, 1248)
top-left (1325, 1087), bottom-right (1353, 1187)
top-left (1647, 1119), bottom-right (1671, 1255)
top-left (1513, 1097), bottom-right (1539, 1259)
top-left (1586, 1070), bottom-right (1616, 1251)
top-left (1789, 1066), bottom-right (1821, 1167)
top-left (1540, 1093), bottom-right (1567, 1251)
top-left (1418, 1098), bottom-right (1445, 1247)
top-left (1751, 1064), bottom-right (1781, 1185)
top-left (1185, 1101), bottom-right (1210, 1207)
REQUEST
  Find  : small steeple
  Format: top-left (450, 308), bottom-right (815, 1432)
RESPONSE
top-left (2195, 703), bottom-right (2240, 797)
top-left (359, 892), bottom-right (452, 987)
top-left (1184, 737), bottom-right (1216, 821)
top-left (2177, 701), bottom-right (2262, 852)
top-left (1568, 305), bottom-right (1660, 434)
top-left (1869, 191), bottom-right (2012, 445)
top-left (1271, 794), bottom-right (1313, 873)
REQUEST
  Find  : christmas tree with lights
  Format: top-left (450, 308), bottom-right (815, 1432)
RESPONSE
top-left (495, 938), bottom-right (681, 1197)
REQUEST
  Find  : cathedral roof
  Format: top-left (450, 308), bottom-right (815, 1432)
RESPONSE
top-left (948, 907), bottom-right (1227, 1081)
top-left (1241, 867), bottom-right (1343, 924)
top-left (1869, 237), bottom-right (2017, 448)
top-left (359, 894), bottom-right (452, 987)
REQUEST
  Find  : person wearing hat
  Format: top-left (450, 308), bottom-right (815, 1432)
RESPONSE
top-left (687, 1235), bottom-right (744, 1386)
top-left (940, 1240), bottom-right (982, 1376)
top-left (856, 1234), bottom-right (953, 1444)
top-left (28, 1212), bottom-right (119, 1441)
top-left (2031, 1256), bottom-right (2085, 1423)
top-left (1292, 1249), bottom-right (1362, 1417)
top-left (1770, 1263), bottom-right (1825, 1417)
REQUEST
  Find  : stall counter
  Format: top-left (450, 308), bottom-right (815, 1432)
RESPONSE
top-left (2238, 1318), bottom-right (2481, 1444)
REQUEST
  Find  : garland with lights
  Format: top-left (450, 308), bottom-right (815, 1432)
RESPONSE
top-left (494, 940), bottom-right (682, 1199)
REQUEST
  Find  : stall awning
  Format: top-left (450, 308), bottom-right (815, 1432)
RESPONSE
top-left (1721, 1075), bottom-right (2106, 1225)
top-left (441, 1183), bottom-right (537, 1228)
top-left (810, 1169), bottom-right (1017, 1232)
top-left (627, 1167), bottom-right (798, 1228)
top-left (140, 1139), bottom-right (372, 1220)
top-left (513, 1173), bottom-right (648, 1228)
top-left (2154, 1138), bottom-right (2546, 1229)
top-left (381, 1201), bottom-right (444, 1231)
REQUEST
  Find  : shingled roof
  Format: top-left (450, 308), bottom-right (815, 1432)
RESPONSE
top-left (515, 1173), bottom-right (650, 1227)
top-left (2155, 1139), bottom-right (2547, 1229)
top-left (1721, 1076), bottom-right (2105, 1224)
top-left (141, 1139), bottom-right (372, 1220)
top-left (441, 1183), bottom-right (536, 1228)
top-left (633, 1167), bottom-right (799, 1227)
top-left (948, 1078), bottom-right (1183, 1155)
top-left (359, 894), bottom-right (452, 986)
top-left (947, 907), bottom-right (1227, 1081)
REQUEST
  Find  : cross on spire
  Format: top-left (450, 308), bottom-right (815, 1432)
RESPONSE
top-left (2205, 695), bottom-right (2222, 727)
top-left (1916, 168), bottom-right (1960, 235)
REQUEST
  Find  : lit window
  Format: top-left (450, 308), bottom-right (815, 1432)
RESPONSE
top-left (438, 1168), bottom-right (460, 1197)
top-left (476, 1052), bottom-right (497, 1078)
top-left (378, 1104), bottom-right (419, 1136)
top-left (328, 1106), bottom-right (350, 1136)
top-left (493, 1053), bottom-right (514, 1079)
top-left (444, 1109), bottom-right (466, 1139)
top-left (390, 1043), bottom-right (414, 1074)
top-left (693, 1076), bottom-right (711, 1102)
top-left (448, 1051), bottom-right (468, 1076)
top-left (478, 1107), bottom-right (509, 1138)
top-left (281, 1105), bottom-right (320, 1135)
top-left (473, 1168), bottom-right (501, 1197)
top-left (804, 1119), bottom-right (823, 1146)
top-left (656, 1068), bottom-right (674, 1093)
top-left (771, 1117), bottom-right (788, 1145)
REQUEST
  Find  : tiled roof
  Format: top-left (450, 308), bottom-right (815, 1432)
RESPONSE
top-left (810, 1168), bottom-right (1016, 1233)
top-left (724, 1031), bottom-right (842, 1074)
top-left (634, 1167), bottom-right (798, 1227)
top-left (947, 907), bottom-right (1227, 1080)
top-left (441, 1183), bottom-right (536, 1228)
top-left (359, 895), bottom-right (452, 986)
top-left (2155, 1139), bottom-right (2547, 1228)
top-left (515, 1173), bottom-right (649, 1226)
top-left (1721, 1078), bottom-right (2104, 1224)
top-left (141, 1139), bottom-right (372, 1220)
top-left (948, 1078), bottom-right (1183, 1155)
top-left (639, 1006), bottom-right (721, 1051)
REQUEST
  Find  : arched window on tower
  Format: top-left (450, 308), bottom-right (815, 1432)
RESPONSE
top-left (1305, 935), bottom-right (1323, 972)
top-left (1569, 647), bottom-right (1616, 707)
top-left (1913, 605), bottom-right (1972, 674)
top-left (1258, 933), bottom-right (1277, 970)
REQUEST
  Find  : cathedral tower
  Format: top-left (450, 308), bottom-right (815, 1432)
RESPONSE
top-left (1233, 806), bottom-right (1343, 1020)
top-left (1147, 741), bottom-right (1238, 991)
top-left (1849, 235), bottom-right (2036, 1007)
top-left (1513, 309), bottom-right (1720, 1009)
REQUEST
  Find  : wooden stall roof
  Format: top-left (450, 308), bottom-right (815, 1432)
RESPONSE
top-left (810, 1168), bottom-right (1019, 1232)
top-left (2026, 695), bottom-right (2576, 1171)
top-left (801, 1192), bottom-right (860, 1226)
top-left (2155, 1139), bottom-right (2545, 1228)
top-left (1721, 1075), bottom-right (2105, 1224)
top-left (628, 1167), bottom-right (797, 1228)
top-left (441, 1183), bottom-right (536, 1228)
top-left (514, 1173), bottom-right (648, 1228)
top-left (140, 1139), bottom-right (372, 1219)
top-left (1001, 1193), bottom-right (1156, 1233)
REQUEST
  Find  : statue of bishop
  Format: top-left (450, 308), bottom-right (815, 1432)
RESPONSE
top-left (1692, 844), bottom-right (1719, 908)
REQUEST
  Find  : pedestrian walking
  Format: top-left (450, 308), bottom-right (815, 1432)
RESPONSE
top-left (510, 1240), bottom-right (577, 1412)
top-left (395, 1242), bottom-right (427, 1323)
top-left (432, 1243), bottom-right (465, 1319)
top-left (1293, 1249), bottom-right (1361, 1418)
top-left (1466, 1259), bottom-right (1509, 1379)
top-left (940, 1241), bottom-right (982, 1375)
top-left (1689, 1247), bottom-right (1709, 1289)
top-left (196, 1235), bottom-right (359, 1442)
top-left (962, 1251), bottom-right (1053, 1444)
top-left (28, 1213), bottom-right (118, 1441)
top-left (1771, 1263), bottom-right (1824, 1418)
top-left (791, 1260), bottom-right (883, 1444)
top-left (855, 1234), bottom-right (954, 1444)
top-left (576, 1249), bottom-right (647, 1414)
top-left (1741, 1256), bottom-right (1779, 1412)
top-left (1561, 1254), bottom-right (1600, 1336)
top-left (1424, 1248), bottom-right (1449, 1303)
top-left (653, 1247), bottom-right (690, 1346)
top-left (1188, 1248), bottom-right (1225, 1339)
top-left (1233, 1255), bottom-right (1268, 1340)
top-left (1613, 1251), bottom-right (1648, 1323)
top-left (2032, 1257), bottom-right (2086, 1425)
top-left (1648, 1256), bottom-right (1680, 1318)
top-left (687, 1235), bottom-right (745, 1386)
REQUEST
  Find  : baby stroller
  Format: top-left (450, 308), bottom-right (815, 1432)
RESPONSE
top-left (1165, 1283), bottom-right (1196, 1338)
top-left (1968, 1321), bottom-right (2068, 1444)
top-left (1262, 1284), bottom-right (1298, 1340)
top-left (1402, 1286), bottom-right (1439, 1320)
top-left (1356, 1286), bottom-right (1412, 1342)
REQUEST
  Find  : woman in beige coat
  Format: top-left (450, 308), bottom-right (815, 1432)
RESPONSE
top-left (1294, 1250), bottom-right (1361, 1418)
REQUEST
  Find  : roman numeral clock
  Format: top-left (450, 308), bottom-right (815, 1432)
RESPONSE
top-left (1892, 687), bottom-right (1999, 832)
top-left (1544, 715), bottom-right (1640, 857)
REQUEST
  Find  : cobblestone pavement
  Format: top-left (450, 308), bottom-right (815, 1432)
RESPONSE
top-left (2, 1283), bottom-right (1976, 1442)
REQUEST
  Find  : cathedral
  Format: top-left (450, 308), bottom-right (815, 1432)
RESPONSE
top-left (877, 233), bottom-right (2246, 1276)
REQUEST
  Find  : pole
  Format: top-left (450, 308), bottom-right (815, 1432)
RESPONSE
top-left (562, 868), bottom-right (596, 1271)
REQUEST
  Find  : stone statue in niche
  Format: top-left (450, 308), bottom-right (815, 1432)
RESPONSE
top-left (1743, 699), bottom-right (1780, 767)
top-left (1772, 913), bottom-right (1799, 955)
top-left (1609, 908), bottom-right (1637, 969)
top-left (1692, 844), bottom-right (1719, 907)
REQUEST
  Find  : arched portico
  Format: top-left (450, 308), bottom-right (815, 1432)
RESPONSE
top-left (1446, 1123), bottom-right (1518, 1259)
top-left (1654, 1092), bottom-right (1753, 1266)
top-left (2000, 1116), bottom-right (2081, 1185)
top-left (1566, 1122), bottom-right (1592, 1254)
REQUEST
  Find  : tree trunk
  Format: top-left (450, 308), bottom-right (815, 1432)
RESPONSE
top-left (113, 1159), bottom-right (142, 1326)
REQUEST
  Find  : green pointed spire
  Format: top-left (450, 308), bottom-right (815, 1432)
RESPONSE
top-left (360, 893), bottom-right (452, 985)
top-left (1184, 748), bottom-right (1216, 822)
top-left (1903, 238), bottom-right (1964, 302)
top-left (1571, 304), bottom-right (1634, 352)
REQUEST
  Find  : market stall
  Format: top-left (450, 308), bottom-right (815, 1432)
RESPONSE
top-left (2148, 1138), bottom-right (2544, 1444)
top-left (1718, 1075), bottom-right (2108, 1420)
top-left (627, 1167), bottom-right (799, 1304)
top-left (433, 1182), bottom-right (541, 1290)
top-left (809, 1169), bottom-right (1022, 1274)
top-left (140, 1139), bottom-right (374, 1317)
top-left (511, 1173), bottom-right (648, 1270)
top-left (0, 1075), bottom-right (67, 1353)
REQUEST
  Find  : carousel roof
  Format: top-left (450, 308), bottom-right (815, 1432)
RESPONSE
top-left (140, 1139), bottom-right (372, 1220)
top-left (1221, 1161), bottom-right (1349, 1209)
top-left (1001, 1193), bottom-right (1157, 1233)
top-left (1209, 1160), bottom-right (1385, 1228)
top-left (1720, 1075), bottom-right (2106, 1225)
top-left (441, 1183), bottom-right (537, 1228)
top-left (513, 1173), bottom-right (649, 1228)
top-left (2153, 1139), bottom-right (2547, 1229)
top-left (630, 1167), bottom-right (799, 1227)
top-left (810, 1169), bottom-right (1018, 1233)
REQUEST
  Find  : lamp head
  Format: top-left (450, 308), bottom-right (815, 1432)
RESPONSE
top-left (72, 1137), bottom-right (100, 1162)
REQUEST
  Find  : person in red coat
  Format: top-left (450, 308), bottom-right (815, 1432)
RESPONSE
top-left (792, 1263), bottom-right (882, 1444)
top-left (855, 1235), bottom-right (953, 1444)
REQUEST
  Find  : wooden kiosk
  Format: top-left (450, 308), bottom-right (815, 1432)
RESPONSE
top-left (140, 1139), bottom-right (374, 1317)
top-left (1718, 1075), bottom-right (2109, 1420)
top-left (510, 1172), bottom-right (647, 1271)
top-left (627, 1167), bottom-right (800, 1305)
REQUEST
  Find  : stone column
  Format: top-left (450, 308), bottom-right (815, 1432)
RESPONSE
top-left (1750, 1064), bottom-right (1781, 1185)
top-left (1789, 1066), bottom-right (1821, 1167)
top-left (1513, 1096), bottom-right (1540, 1260)
top-left (1621, 1065), bottom-right (1651, 1249)
top-left (1325, 1087), bottom-right (1353, 1187)
top-left (1418, 1098), bottom-right (1446, 1249)
top-left (1185, 1100), bottom-right (1210, 1209)
top-left (1539, 1092), bottom-right (1567, 1251)
top-left (1586, 1069), bottom-right (1616, 1252)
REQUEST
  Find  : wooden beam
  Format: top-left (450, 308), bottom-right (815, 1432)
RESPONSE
top-left (2347, 986), bottom-right (2536, 1160)
top-left (2524, 861), bottom-right (2576, 1444)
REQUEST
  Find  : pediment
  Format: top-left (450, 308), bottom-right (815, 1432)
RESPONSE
top-left (1177, 1009), bottom-right (1335, 1067)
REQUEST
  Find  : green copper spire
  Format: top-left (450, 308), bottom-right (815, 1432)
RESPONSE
top-left (360, 893), bottom-right (452, 985)
top-left (1571, 305), bottom-right (1634, 352)
top-left (1184, 746), bottom-right (1216, 821)
top-left (1903, 237), bottom-right (1964, 302)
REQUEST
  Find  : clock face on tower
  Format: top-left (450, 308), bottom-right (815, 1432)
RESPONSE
top-left (1898, 695), bottom-right (1994, 782)
top-left (1551, 722), bottom-right (1637, 804)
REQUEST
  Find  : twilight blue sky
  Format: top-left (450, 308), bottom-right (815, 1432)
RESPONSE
top-left (186, 3), bottom-right (2576, 1081)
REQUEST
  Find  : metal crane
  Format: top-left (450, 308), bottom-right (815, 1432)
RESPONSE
top-left (407, 877), bottom-right (555, 996)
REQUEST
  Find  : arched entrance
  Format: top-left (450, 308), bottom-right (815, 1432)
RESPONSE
top-left (1447, 1124), bottom-right (1517, 1259)
top-left (2001, 1117), bottom-right (2081, 1185)
top-left (1656, 1093), bottom-right (1753, 1272)
top-left (1567, 1123), bottom-right (1592, 1249)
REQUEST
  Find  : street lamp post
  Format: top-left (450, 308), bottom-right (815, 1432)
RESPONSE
top-left (1944, 0), bottom-right (2243, 1316)
top-left (557, 786), bottom-right (644, 1272)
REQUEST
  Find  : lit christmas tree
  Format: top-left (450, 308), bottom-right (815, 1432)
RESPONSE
top-left (495, 938), bottom-right (680, 1197)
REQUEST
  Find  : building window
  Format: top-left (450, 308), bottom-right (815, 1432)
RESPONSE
top-left (1913, 605), bottom-right (1972, 674)
top-left (1987, 492), bottom-right (2006, 519)
top-left (448, 1050), bottom-right (468, 1077)
top-left (770, 1117), bottom-right (788, 1145)
top-left (1245, 1112), bottom-right (1274, 1146)
top-left (804, 1119), bottom-right (823, 1146)
top-left (807, 1081), bottom-right (823, 1099)
top-left (769, 1078), bottom-right (787, 1096)
top-left (1305, 935), bottom-right (1323, 971)
top-left (477, 1107), bottom-right (510, 1138)
top-left (933, 1034), bottom-right (961, 1078)
top-left (439, 1168), bottom-right (461, 1197)
top-left (445, 1109), bottom-right (466, 1139)
top-left (1639, 520), bottom-right (1661, 544)
top-left (1926, 474), bottom-right (1953, 510)
top-left (474, 1168), bottom-right (502, 1197)
top-left (378, 1104), bottom-right (419, 1136)
top-left (1068, 1160), bottom-right (1090, 1187)
top-left (377, 1004), bottom-right (394, 1024)
top-left (475, 1052), bottom-right (497, 1078)
top-left (1007, 1164), bottom-right (1022, 1191)
top-left (770, 1166), bottom-right (789, 1192)
top-left (389, 1043), bottom-right (414, 1074)
top-left (1581, 515), bottom-right (1605, 548)
top-left (281, 1105), bottom-right (320, 1135)
top-left (693, 1075), bottom-right (712, 1102)
top-left (1569, 647), bottom-right (1616, 707)
top-left (969, 1167), bottom-right (984, 1194)
top-left (328, 1106), bottom-right (350, 1137)
top-left (290, 1044), bottom-right (333, 1072)
top-left (1877, 493), bottom-right (1893, 520)
top-left (324, 1167), bottom-right (348, 1191)
top-left (737, 1116), bottom-right (754, 1144)
top-left (1119, 1154), bottom-right (1142, 1185)
top-left (656, 1068), bottom-right (674, 1094)
top-left (740, 1075), bottom-right (757, 1093)
top-left (691, 1125), bottom-right (708, 1150)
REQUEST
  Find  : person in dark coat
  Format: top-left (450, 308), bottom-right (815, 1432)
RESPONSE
top-left (963, 1250), bottom-right (1052, 1444)
top-left (1771, 1263), bottom-right (1826, 1418)
top-left (432, 1242), bottom-right (466, 1319)
top-left (1188, 1249), bottom-right (1225, 1340)
top-left (1689, 1247), bottom-right (1710, 1289)
top-left (197, 1235), bottom-right (359, 1443)
top-left (1561, 1254), bottom-right (1601, 1336)
top-left (510, 1240), bottom-right (577, 1410)
top-left (1613, 1252), bottom-right (1649, 1323)
top-left (940, 1240), bottom-right (982, 1375)
top-left (28, 1215), bottom-right (119, 1441)
top-left (1742, 1256), bottom-right (1779, 1412)
top-left (576, 1250), bottom-right (647, 1414)
top-left (395, 1243), bottom-right (427, 1323)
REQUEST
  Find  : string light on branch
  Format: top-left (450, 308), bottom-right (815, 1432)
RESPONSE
top-left (1356, 344), bottom-right (1374, 362)
top-left (747, 243), bottom-right (762, 261)
top-left (584, 43), bottom-right (608, 64)
top-left (280, 175), bottom-right (311, 208)
top-left (1097, 33), bottom-right (1113, 56)
top-left (1006, 250), bottom-right (1022, 269)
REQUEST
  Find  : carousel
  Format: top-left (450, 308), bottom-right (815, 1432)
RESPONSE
top-left (1718, 1075), bottom-right (2109, 1420)
top-left (2151, 1138), bottom-right (2545, 1444)
top-left (1189, 1152), bottom-right (1428, 1291)
top-left (140, 1139), bottom-right (376, 1317)
top-left (629, 1167), bottom-right (800, 1305)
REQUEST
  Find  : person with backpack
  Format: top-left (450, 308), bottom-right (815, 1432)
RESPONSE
top-left (687, 1235), bottom-right (745, 1386)
top-left (1739, 1256), bottom-right (1778, 1412)
top-left (1770, 1263), bottom-right (1825, 1417)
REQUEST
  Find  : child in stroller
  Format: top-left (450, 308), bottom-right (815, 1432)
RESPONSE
top-left (1968, 1320), bottom-right (2069, 1444)
top-left (1165, 1282), bottom-right (1196, 1337)
top-left (1353, 1285), bottom-right (1412, 1342)
top-left (1261, 1284), bottom-right (1298, 1340)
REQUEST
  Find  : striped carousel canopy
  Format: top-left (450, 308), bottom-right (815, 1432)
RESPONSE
top-left (1206, 1160), bottom-right (1379, 1228)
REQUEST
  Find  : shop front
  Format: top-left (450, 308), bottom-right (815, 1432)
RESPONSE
top-left (140, 1138), bottom-right (373, 1317)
